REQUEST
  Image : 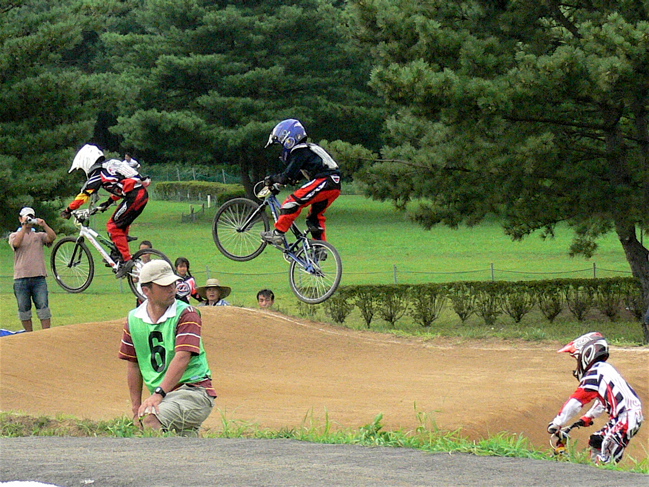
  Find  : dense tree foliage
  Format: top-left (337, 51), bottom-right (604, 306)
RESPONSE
top-left (0, 0), bottom-right (384, 226)
top-left (101, 0), bottom-right (385, 195)
top-left (0, 0), bottom-right (129, 229)
top-left (350, 0), bottom-right (649, 337)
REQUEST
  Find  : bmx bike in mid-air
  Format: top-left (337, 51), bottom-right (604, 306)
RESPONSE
top-left (50, 205), bottom-right (171, 301)
top-left (212, 181), bottom-right (342, 304)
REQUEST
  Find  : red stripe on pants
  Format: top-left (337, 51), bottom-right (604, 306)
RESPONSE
top-left (276, 178), bottom-right (340, 240)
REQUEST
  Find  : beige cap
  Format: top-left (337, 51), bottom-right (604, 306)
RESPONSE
top-left (20, 207), bottom-right (35, 218)
top-left (197, 278), bottom-right (232, 299)
top-left (139, 260), bottom-right (180, 286)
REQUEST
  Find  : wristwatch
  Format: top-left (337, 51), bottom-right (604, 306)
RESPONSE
top-left (154, 386), bottom-right (166, 398)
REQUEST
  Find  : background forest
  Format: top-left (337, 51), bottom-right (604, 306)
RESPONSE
top-left (1, 0), bottom-right (648, 333)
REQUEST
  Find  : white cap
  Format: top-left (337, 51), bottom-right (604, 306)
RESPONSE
top-left (139, 260), bottom-right (180, 286)
top-left (19, 207), bottom-right (35, 218)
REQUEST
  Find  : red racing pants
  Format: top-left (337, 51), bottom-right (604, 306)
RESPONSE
top-left (275, 175), bottom-right (341, 240)
top-left (106, 187), bottom-right (148, 261)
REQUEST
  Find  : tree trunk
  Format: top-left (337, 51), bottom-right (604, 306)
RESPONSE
top-left (615, 223), bottom-right (649, 343)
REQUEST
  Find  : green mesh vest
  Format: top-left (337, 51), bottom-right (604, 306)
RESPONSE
top-left (128, 300), bottom-right (212, 393)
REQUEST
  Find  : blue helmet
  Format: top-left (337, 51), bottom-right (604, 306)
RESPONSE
top-left (265, 119), bottom-right (307, 160)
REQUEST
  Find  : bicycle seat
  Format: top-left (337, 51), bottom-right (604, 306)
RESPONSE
top-left (127, 236), bottom-right (138, 242)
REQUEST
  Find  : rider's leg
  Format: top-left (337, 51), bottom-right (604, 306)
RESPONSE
top-left (306, 193), bottom-right (340, 241)
top-left (107, 221), bottom-right (132, 261)
top-left (597, 420), bottom-right (631, 463)
top-left (275, 177), bottom-right (340, 236)
top-left (275, 197), bottom-right (303, 233)
top-left (107, 188), bottom-right (148, 262)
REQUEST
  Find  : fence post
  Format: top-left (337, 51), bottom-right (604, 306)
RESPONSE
top-left (207, 195), bottom-right (211, 208)
top-left (394, 265), bottom-right (398, 284)
top-left (491, 263), bottom-right (495, 281)
top-left (593, 262), bottom-right (597, 278)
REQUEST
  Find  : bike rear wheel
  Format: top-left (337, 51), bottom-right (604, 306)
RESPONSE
top-left (213, 198), bottom-right (270, 261)
top-left (289, 240), bottom-right (342, 304)
top-left (50, 237), bottom-right (95, 293)
top-left (127, 249), bottom-right (173, 302)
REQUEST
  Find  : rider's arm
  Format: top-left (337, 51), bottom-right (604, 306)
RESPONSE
top-left (551, 387), bottom-right (599, 427)
top-left (68, 172), bottom-right (102, 211)
top-left (271, 147), bottom-right (311, 185)
top-left (581, 399), bottom-right (605, 425)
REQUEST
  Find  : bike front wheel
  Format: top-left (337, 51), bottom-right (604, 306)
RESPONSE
top-left (50, 237), bottom-right (95, 293)
top-left (127, 249), bottom-right (173, 302)
top-left (212, 198), bottom-right (270, 261)
top-left (289, 240), bottom-right (342, 304)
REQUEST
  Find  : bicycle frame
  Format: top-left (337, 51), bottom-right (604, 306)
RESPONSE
top-left (72, 210), bottom-right (119, 271)
top-left (253, 186), bottom-right (322, 272)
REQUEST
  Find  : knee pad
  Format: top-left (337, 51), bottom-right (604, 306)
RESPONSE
top-left (279, 202), bottom-right (300, 216)
top-left (589, 434), bottom-right (603, 450)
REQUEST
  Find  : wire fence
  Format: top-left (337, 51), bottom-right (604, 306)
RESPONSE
top-left (145, 165), bottom-right (240, 184)
top-left (200, 262), bottom-right (633, 286)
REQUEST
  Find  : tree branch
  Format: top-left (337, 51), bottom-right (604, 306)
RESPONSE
top-left (546, 0), bottom-right (582, 39)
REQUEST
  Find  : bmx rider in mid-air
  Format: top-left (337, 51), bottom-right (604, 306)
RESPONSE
top-left (261, 119), bottom-right (341, 247)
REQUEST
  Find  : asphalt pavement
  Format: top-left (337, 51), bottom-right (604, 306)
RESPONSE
top-left (0, 437), bottom-right (646, 486)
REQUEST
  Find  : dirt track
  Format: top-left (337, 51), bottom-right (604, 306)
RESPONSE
top-left (1, 306), bottom-right (647, 461)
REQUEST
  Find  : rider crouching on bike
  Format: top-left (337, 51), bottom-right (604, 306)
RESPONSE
top-left (260, 119), bottom-right (341, 247)
top-left (547, 332), bottom-right (643, 463)
top-left (61, 144), bottom-right (150, 278)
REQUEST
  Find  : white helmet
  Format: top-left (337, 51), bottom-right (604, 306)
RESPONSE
top-left (69, 144), bottom-right (104, 175)
top-left (558, 331), bottom-right (609, 380)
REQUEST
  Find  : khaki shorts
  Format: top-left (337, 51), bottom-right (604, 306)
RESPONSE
top-left (154, 385), bottom-right (214, 435)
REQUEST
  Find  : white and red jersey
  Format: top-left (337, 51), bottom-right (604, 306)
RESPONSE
top-left (552, 361), bottom-right (643, 428)
top-left (69, 159), bottom-right (149, 210)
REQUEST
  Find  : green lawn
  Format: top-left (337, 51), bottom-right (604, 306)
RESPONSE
top-left (0, 193), bottom-right (637, 337)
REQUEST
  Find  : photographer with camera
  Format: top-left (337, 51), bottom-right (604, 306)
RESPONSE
top-left (8, 207), bottom-right (57, 332)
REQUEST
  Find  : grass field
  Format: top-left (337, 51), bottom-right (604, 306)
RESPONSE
top-left (1, 192), bottom-right (642, 341)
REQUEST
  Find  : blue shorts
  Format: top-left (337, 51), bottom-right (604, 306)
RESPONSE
top-left (13, 276), bottom-right (51, 321)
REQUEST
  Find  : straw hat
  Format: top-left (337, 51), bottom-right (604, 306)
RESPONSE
top-left (197, 278), bottom-right (231, 299)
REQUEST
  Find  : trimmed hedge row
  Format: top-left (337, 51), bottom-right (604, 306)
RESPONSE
top-left (322, 278), bottom-right (645, 328)
top-left (154, 181), bottom-right (245, 204)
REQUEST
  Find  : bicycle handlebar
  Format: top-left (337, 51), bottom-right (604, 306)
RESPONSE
top-left (255, 180), bottom-right (283, 198)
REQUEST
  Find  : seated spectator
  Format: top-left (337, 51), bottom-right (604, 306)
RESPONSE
top-left (174, 257), bottom-right (202, 304)
top-left (139, 240), bottom-right (153, 263)
top-left (197, 279), bottom-right (231, 307)
top-left (257, 289), bottom-right (275, 309)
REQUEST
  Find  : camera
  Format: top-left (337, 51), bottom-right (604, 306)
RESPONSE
top-left (25, 217), bottom-right (39, 225)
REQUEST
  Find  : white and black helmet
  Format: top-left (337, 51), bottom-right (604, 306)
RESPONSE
top-left (558, 331), bottom-right (609, 380)
top-left (69, 144), bottom-right (105, 176)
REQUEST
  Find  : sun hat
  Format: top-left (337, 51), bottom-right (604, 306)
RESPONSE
top-left (139, 260), bottom-right (181, 286)
top-left (19, 207), bottom-right (35, 218)
top-left (197, 278), bottom-right (232, 300)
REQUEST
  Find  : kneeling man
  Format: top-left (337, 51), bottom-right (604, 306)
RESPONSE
top-left (118, 260), bottom-right (216, 435)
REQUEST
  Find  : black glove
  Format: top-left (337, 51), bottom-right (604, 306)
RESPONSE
top-left (61, 208), bottom-right (72, 220)
top-left (98, 200), bottom-right (113, 212)
top-left (264, 176), bottom-right (274, 187)
top-left (547, 422), bottom-right (560, 435)
top-left (571, 418), bottom-right (588, 428)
